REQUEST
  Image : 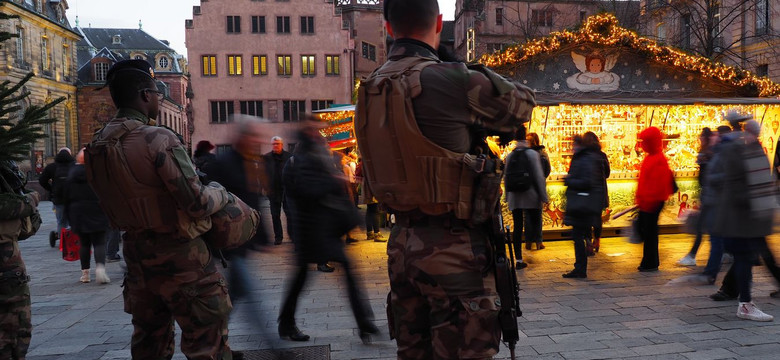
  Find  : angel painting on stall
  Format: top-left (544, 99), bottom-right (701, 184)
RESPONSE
top-left (566, 51), bottom-right (620, 92)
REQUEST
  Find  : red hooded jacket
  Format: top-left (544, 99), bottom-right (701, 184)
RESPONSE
top-left (636, 127), bottom-right (674, 212)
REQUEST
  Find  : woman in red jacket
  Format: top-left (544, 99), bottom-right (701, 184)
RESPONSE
top-left (636, 127), bottom-right (674, 272)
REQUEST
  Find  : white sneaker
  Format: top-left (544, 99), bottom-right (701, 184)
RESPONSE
top-left (737, 302), bottom-right (774, 321)
top-left (722, 253), bottom-right (733, 264)
top-left (95, 264), bottom-right (111, 284)
top-left (677, 254), bottom-right (696, 266)
top-left (80, 269), bottom-right (90, 283)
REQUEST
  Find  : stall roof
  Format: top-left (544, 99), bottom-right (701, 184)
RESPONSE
top-left (482, 14), bottom-right (780, 99)
top-left (312, 105), bottom-right (355, 113)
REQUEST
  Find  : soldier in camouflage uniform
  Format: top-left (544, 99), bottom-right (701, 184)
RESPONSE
top-left (356, 1), bottom-right (536, 358)
top-left (0, 161), bottom-right (38, 360)
top-left (84, 60), bottom-right (234, 360)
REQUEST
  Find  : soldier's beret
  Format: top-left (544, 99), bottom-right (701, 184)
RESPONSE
top-left (105, 59), bottom-right (156, 85)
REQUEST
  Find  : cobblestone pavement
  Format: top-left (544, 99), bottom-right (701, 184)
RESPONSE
top-left (20, 201), bottom-right (780, 359)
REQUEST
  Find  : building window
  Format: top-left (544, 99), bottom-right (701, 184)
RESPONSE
top-left (326, 55), bottom-right (340, 75)
top-left (41, 37), bottom-right (50, 71)
top-left (277, 16), bottom-right (291, 33)
top-left (301, 55), bottom-right (315, 76)
top-left (361, 41), bottom-right (377, 62)
top-left (657, 22), bottom-right (666, 42)
top-left (301, 16), bottom-right (315, 34)
top-left (681, 14), bottom-right (691, 49)
top-left (531, 9), bottom-right (554, 27)
top-left (16, 27), bottom-right (24, 63)
top-left (277, 55), bottom-right (292, 76)
top-left (202, 55), bottom-right (217, 76)
top-left (210, 101), bottom-right (234, 123)
top-left (94, 62), bottom-right (109, 82)
top-left (311, 100), bottom-right (333, 111)
top-left (227, 16), bottom-right (241, 33)
top-left (251, 16), bottom-right (266, 33)
top-left (756, 0), bottom-right (769, 35)
top-left (496, 8), bottom-right (503, 26)
top-left (580, 11), bottom-right (587, 22)
top-left (44, 122), bottom-right (54, 156)
top-left (62, 44), bottom-right (70, 77)
top-left (757, 64), bottom-right (769, 77)
top-left (282, 100), bottom-right (306, 122)
top-left (159, 56), bottom-right (169, 69)
top-left (228, 55), bottom-right (243, 76)
top-left (252, 55), bottom-right (268, 75)
top-left (134, 55), bottom-right (145, 60)
top-left (239, 100), bottom-right (263, 116)
top-left (487, 43), bottom-right (504, 52)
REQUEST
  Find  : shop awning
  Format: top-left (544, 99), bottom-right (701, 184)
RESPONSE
top-left (535, 96), bottom-right (780, 106)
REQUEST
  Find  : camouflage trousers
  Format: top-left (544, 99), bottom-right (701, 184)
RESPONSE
top-left (0, 276), bottom-right (31, 360)
top-left (387, 223), bottom-right (501, 359)
top-left (123, 234), bottom-right (233, 360)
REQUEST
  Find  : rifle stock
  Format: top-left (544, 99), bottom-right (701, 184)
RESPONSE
top-left (491, 214), bottom-right (520, 359)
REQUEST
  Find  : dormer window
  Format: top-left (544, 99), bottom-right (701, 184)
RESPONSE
top-left (159, 56), bottom-right (169, 69)
top-left (112, 35), bottom-right (122, 45)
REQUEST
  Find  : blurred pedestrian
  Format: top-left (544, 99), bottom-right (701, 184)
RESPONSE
top-left (561, 134), bottom-right (604, 278)
top-left (278, 119), bottom-right (379, 343)
top-left (505, 125), bottom-right (548, 269)
top-left (583, 131), bottom-right (609, 255)
top-left (64, 148), bottom-right (110, 284)
top-left (636, 127), bottom-right (674, 272)
top-left (678, 127), bottom-right (716, 266)
top-left (39, 147), bottom-right (74, 240)
top-left (707, 113), bottom-right (776, 321)
top-left (85, 60), bottom-right (234, 359)
top-left (192, 140), bottom-right (216, 171)
top-left (263, 136), bottom-right (293, 245)
top-left (525, 131), bottom-right (551, 250)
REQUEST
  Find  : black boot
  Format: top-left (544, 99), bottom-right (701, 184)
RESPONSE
top-left (278, 321), bottom-right (310, 342)
top-left (358, 323), bottom-right (380, 344)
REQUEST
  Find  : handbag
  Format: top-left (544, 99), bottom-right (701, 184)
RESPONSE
top-left (566, 191), bottom-right (600, 214)
top-left (60, 228), bottom-right (81, 261)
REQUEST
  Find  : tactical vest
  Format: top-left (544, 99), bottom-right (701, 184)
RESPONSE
top-left (85, 119), bottom-right (211, 239)
top-left (355, 56), bottom-right (479, 220)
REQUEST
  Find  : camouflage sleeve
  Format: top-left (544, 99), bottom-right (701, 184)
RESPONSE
top-left (465, 64), bottom-right (536, 133)
top-left (151, 128), bottom-right (230, 219)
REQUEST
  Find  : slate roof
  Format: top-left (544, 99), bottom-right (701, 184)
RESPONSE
top-left (75, 27), bottom-right (183, 86)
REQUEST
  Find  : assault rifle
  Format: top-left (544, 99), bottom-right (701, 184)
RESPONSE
top-left (489, 213), bottom-right (521, 359)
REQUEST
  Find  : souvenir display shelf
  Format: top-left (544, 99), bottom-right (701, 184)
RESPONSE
top-left (313, 105), bottom-right (356, 150)
top-left (505, 103), bottom-right (780, 231)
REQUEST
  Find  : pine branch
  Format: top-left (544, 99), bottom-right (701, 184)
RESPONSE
top-left (0, 72), bottom-right (65, 162)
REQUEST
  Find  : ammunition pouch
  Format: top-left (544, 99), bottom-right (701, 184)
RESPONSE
top-left (0, 270), bottom-right (30, 286)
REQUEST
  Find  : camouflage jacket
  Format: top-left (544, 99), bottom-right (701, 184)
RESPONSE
top-left (87, 108), bottom-right (229, 239)
top-left (390, 38), bottom-right (536, 154)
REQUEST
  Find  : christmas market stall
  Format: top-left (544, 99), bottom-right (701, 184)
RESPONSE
top-left (481, 14), bottom-right (780, 236)
top-left (313, 105), bottom-right (356, 150)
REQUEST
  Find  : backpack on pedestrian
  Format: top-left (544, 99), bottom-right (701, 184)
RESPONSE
top-left (504, 148), bottom-right (533, 192)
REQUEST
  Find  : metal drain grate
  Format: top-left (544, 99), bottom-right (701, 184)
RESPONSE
top-left (241, 345), bottom-right (330, 360)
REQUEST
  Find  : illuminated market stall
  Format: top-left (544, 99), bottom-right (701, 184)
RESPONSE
top-left (313, 105), bottom-right (356, 150)
top-left (481, 15), bottom-right (780, 235)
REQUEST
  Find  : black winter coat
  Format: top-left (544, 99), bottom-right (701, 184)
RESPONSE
top-left (39, 150), bottom-right (74, 205)
top-left (563, 148), bottom-right (605, 227)
top-left (63, 164), bottom-right (109, 234)
top-left (283, 141), bottom-right (359, 264)
top-left (263, 150), bottom-right (292, 202)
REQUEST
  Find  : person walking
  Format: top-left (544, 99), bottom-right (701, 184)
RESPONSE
top-left (678, 127), bottom-right (716, 266)
top-left (583, 131), bottom-right (609, 255)
top-left (505, 125), bottom-right (548, 269)
top-left (84, 60), bottom-right (234, 359)
top-left (356, 0), bottom-right (536, 357)
top-left (64, 148), bottom-right (110, 284)
top-left (263, 136), bottom-right (293, 245)
top-left (561, 134), bottom-right (604, 278)
top-left (39, 147), bottom-right (74, 241)
top-left (525, 132), bottom-right (550, 251)
top-left (636, 126), bottom-right (674, 272)
top-left (355, 159), bottom-right (385, 242)
top-left (278, 121), bottom-right (379, 343)
top-left (707, 114), bottom-right (775, 321)
top-left (192, 140), bottom-right (217, 171)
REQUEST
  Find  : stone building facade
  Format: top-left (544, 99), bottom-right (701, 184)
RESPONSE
top-left (639, 0), bottom-right (780, 84)
top-left (0, 0), bottom-right (80, 176)
top-left (74, 27), bottom-right (191, 148)
top-left (186, 0), bottom-right (388, 151)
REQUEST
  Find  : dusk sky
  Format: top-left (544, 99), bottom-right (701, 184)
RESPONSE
top-left (66, 0), bottom-right (457, 58)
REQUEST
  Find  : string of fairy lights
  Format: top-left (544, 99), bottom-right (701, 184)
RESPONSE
top-left (480, 14), bottom-right (780, 97)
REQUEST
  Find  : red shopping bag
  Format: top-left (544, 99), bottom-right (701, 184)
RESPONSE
top-left (60, 228), bottom-right (80, 261)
